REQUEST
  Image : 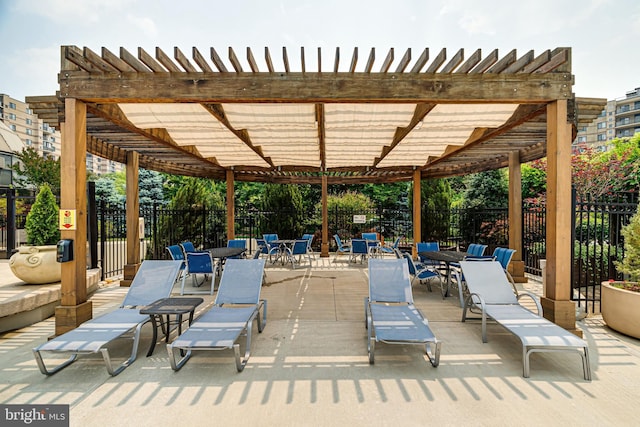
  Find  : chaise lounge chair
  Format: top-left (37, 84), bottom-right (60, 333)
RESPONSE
top-left (32, 260), bottom-right (183, 376)
top-left (167, 258), bottom-right (267, 372)
top-left (365, 258), bottom-right (441, 367)
top-left (459, 260), bottom-right (591, 380)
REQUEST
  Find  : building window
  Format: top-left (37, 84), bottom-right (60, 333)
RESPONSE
top-left (9, 102), bottom-right (16, 109)
top-left (26, 118), bottom-right (32, 125)
top-left (9, 124), bottom-right (16, 131)
top-left (597, 122), bottom-right (607, 129)
top-left (577, 136), bottom-right (587, 143)
top-left (597, 133), bottom-right (607, 141)
top-left (25, 108), bottom-right (32, 115)
top-left (26, 128), bottom-right (32, 135)
top-left (26, 139), bottom-right (32, 146)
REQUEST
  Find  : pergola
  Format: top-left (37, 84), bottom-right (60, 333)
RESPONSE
top-left (27, 45), bottom-right (605, 337)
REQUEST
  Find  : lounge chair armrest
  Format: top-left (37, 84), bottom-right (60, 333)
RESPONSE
top-left (516, 292), bottom-right (542, 315)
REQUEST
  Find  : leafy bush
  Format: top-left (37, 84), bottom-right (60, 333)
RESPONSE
top-left (615, 205), bottom-right (640, 281)
top-left (25, 184), bottom-right (60, 245)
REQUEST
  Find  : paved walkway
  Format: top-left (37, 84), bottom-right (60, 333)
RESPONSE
top-left (1, 256), bottom-right (640, 426)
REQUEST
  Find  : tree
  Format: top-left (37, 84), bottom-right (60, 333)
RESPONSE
top-left (156, 177), bottom-right (224, 250)
top-left (25, 183), bottom-right (60, 245)
top-left (94, 175), bottom-right (125, 205)
top-left (12, 147), bottom-right (60, 194)
top-left (418, 178), bottom-right (452, 240)
top-left (261, 184), bottom-right (304, 238)
top-left (461, 169), bottom-right (508, 209)
top-left (139, 169), bottom-right (166, 206)
top-left (521, 160), bottom-right (547, 199)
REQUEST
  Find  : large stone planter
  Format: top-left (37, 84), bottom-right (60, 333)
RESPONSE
top-left (9, 245), bottom-right (61, 285)
top-left (601, 281), bottom-right (640, 339)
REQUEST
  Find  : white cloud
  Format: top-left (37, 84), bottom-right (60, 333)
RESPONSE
top-left (127, 14), bottom-right (158, 38)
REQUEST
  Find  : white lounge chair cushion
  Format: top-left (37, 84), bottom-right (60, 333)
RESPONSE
top-left (171, 306), bottom-right (258, 349)
top-left (370, 303), bottom-right (436, 343)
top-left (36, 309), bottom-right (149, 353)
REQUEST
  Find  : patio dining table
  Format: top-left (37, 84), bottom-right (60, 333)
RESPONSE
top-left (207, 247), bottom-right (246, 275)
top-left (418, 250), bottom-right (469, 297)
top-left (271, 239), bottom-right (296, 265)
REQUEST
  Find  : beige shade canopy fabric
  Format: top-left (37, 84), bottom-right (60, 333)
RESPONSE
top-left (27, 46), bottom-right (606, 184)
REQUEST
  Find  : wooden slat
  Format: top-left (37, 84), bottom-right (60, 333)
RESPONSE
top-left (64, 46), bottom-right (103, 73)
top-left (470, 49), bottom-right (498, 73)
top-left (247, 47), bottom-right (259, 72)
top-left (395, 48), bottom-right (411, 73)
top-left (301, 47), bottom-right (306, 73)
top-left (456, 49), bottom-right (481, 74)
top-left (502, 50), bottom-right (534, 74)
top-left (210, 47), bottom-right (229, 72)
top-left (440, 48), bottom-right (464, 73)
top-left (364, 48), bottom-right (375, 73)
top-left (380, 48), bottom-right (394, 73)
top-left (101, 47), bottom-right (137, 72)
top-left (83, 47), bottom-right (119, 73)
top-left (318, 47), bottom-right (322, 72)
top-left (119, 47), bottom-right (151, 72)
top-left (265, 47), bottom-right (275, 72)
top-left (410, 48), bottom-right (429, 73)
top-left (282, 47), bottom-right (290, 73)
top-left (349, 47), bottom-right (358, 73)
top-left (228, 47), bottom-right (243, 72)
top-left (138, 47), bottom-right (167, 72)
top-left (486, 49), bottom-right (516, 73)
top-left (334, 47), bottom-right (340, 72)
top-left (155, 47), bottom-right (182, 72)
top-left (520, 50), bottom-right (551, 73)
top-left (193, 47), bottom-right (214, 72)
top-left (174, 47), bottom-right (197, 72)
top-left (425, 48), bottom-right (446, 73)
top-left (316, 103), bottom-right (326, 171)
top-left (533, 49), bottom-right (568, 73)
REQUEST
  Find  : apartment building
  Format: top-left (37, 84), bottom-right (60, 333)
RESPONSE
top-left (0, 94), bottom-right (59, 159)
top-left (0, 94), bottom-right (123, 176)
top-left (575, 86), bottom-right (640, 152)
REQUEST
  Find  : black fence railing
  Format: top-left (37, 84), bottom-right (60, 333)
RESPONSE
top-left (2, 189), bottom-right (637, 309)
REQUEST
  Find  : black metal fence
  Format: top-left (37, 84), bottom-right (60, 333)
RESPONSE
top-left (1, 188), bottom-right (637, 310)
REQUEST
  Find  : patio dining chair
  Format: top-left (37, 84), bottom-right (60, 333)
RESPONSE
top-left (166, 244), bottom-right (187, 280)
top-left (350, 239), bottom-right (369, 263)
top-left (285, 239), bottom-right (313, 269)
top-left (333, 234), bottom-right (351, 258)
top-left (33, 260), bottom-right (183, 376)
top-left (365, 258), bottom-right (441, 366)
top-left (362, 232), bottom-right (380, 257)
top-left (180, 251), bottom-right (215, 295)
top-left (226, 239), bottom-right (247, 259)
top-left (401, 252), bottom-right (445, 298)
top-left (256, 238), bottom-right (280, 263)
top-left (379, 237), bottom-right (401, 257)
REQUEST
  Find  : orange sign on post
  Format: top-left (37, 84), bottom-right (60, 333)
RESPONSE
top-left (59, 209), bottom-right (76, 230)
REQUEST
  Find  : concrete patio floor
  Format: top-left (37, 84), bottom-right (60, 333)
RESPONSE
top-left (1, 256), bottom-right (640, 426)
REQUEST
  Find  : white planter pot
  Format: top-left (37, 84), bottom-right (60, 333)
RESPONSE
top-left (601, 281), bottom-right (640, 339)
top-left (9, 245), bottom-right (61, 285)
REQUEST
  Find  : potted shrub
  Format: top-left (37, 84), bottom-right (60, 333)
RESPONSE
top-left (602, 204), bottom-right (640, 338)
top-left (9, 184), bottom-right (62, 284)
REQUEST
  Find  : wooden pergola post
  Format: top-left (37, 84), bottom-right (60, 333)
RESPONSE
top-left (412, 169), bottom-right (421, 258)
top-left (121, 151), bottom-right (140, 287)
top-left (508, 151), bottom-right (526, 283)
top-left (321, 175), bottom-right (329, 257)
top-left (543, 99), bottom-right (580, 336)
top-left (56, 98), bottom-right (90, 336)
top-left (226, 170), bottom-right (235, 241)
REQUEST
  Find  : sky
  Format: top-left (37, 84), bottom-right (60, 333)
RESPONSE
top-left (0, 0), bottom-right (639, 102)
